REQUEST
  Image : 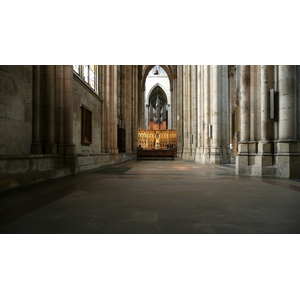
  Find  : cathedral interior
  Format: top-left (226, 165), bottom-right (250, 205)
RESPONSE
top-left (0, 64), bottom-right (300, 234)
top-left (1, 64), bottom-right (299, 300)
top-left (2, 2), bottom-right (299, 297)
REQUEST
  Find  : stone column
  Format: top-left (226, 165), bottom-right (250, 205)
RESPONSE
top-left (44, 65), bottom-right (57, 154)
top-left (240, 65), bottom-right (250, 142)
top-left (110, 65), bottom-right (118, 154)
top-left (276, 65), bottom-right (300, 178)
top-left (203, 65), bottom-right (211, 163)
top-left (63, 65), bottom-right (78, 173)
top-left (278, 65), bottom-right (297, 140)
top-left (56, 65), bottom-right (64, 155)
top-left (32, 65), bottom-right (43, 154)
top-left (182, 66), bottom-right (187, 156)
top-left (183, 65), bottom-right (191, 160)
top-left (137, 66), bottom-right (144, 130)
top-left (236, 65), bottom-right (250, 175)
top-left (261, 65), bottom-right (269, 142)
top-left (101, 65), bottom-right (106, 153)
top-left (210, 65), bottom-right (221, 163)
top-left (229, 66), bottom-right (238, 158)
top-left (183, 65), bottom-right (193, 160)
top-left (63, 65), bottom-right (75, 156)
top-left (200, 65), bottom-right (205, 158)
top-left (191, 65), bottom-right (197, 158)
top-left (256, 65), bottom-right (275, 176)
top-left (195, 65), bottom-right (202, 163)
top-left (105, 65), bottom-right (110, 152)
top-left (221, 65), bottom-right (230, 163)
top-left (250, 65), bottom-right (258, 141)
top-left (132, 66), bottom-right (138, 153)
top-left (168, 77), bottom-right (172, 130)
top-left (125, 66), bottom-right (132, 154)
top-left (171, 73), bottom-right (177, 129)
top-left (247, 65), bottom-right (257, 168)
top-left (176, 66), bottom-right (183, 157)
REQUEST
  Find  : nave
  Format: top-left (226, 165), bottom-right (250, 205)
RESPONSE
top-left (1, 159), bottom-right (300, 234)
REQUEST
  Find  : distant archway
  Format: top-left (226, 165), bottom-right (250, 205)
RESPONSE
top-left (139, 65), bottom-right (174, 129)
top-left (148, 84), bottom-right (168, 108)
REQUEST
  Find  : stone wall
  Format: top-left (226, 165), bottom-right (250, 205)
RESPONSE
top-left (73, 74), bottom-right (103, 156)
top-left (72, 71), bottom-right (134, 172)
top-left (236, 65), bottom-right (300, 178)
top-left (0, 65), bottom-right (33, 155)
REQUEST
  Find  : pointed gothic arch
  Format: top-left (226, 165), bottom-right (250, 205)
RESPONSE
top-left (147, 83), bottom-right (168, 108)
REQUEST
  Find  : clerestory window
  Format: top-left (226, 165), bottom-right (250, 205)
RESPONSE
top-left (73, 65), bottom-right (98, 92)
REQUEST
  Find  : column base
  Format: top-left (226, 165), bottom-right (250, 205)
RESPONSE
top-left (275, 141), bottom-right (300, 178)
top-left (58, 143), bottom-right (76, 156)
top-left (44, 143), bottom-right (57, 154)
top-left (236, 141), bottom-right (300, 178)
top-left (195, 147), bottom-right (202, 163)
top-left (182, 148), bottom-right (195, 161)
top-left (31, 142), bottom-right (43, 154)
top-left (236, 141), bottom-right (258, 175)
top-left (210, 147), bottom-right (221, 164)
top-left (57, 156), bottom-right (78, 174)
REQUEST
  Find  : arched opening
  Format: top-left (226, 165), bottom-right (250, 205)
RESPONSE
top-left (138, 65), bottom-right (177, 154)
top-left (148, 84), bottom-right (168, 130)
top-left (142, 65), bottom-right (171, 129)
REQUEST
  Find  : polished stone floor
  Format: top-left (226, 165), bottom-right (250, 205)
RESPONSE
top-left (1, 159), bottom-right (300, 234)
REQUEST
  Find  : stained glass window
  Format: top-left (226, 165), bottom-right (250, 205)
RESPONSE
top-left (83, 65), bottom-right (89, 82)
top-left (73, 65), bottom-right (80, 73)
top-left (73, 65), bottom-right (98, 92)
top-left (89, 65), bottom-right (95, 89)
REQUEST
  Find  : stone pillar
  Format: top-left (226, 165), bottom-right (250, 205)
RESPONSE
top-left (182, 66), bottom-right (187, 156)
top-left (63, 65), bottom-right (76, 156)
top-left (182, 65), bottom-right (194, 161)
top-left (210, 65), bottom-right (221, 163)
top-left (56, 65), bottom-right (64, 155)
top-left (182, 65), bottom-right (192, 160)
top-left (104, 65), bottom-right (110, 152)
top-left (171, 73), bottom-right (177, 129)
top-left (261, 65), bottom-right (269, 142)
top-left (137, 66), bottom-right (144, 130)
top-left (203, 65), bottom-right (211, 163)
top-left (132, 66), bottom-right (138, 153)
top-left (221, 65), bottom-right (231, 163)
top-left (191, 65), bottom-right (197, 158)
top-left (176, 66), bottom-right (183, 157)
top-left (278, 65), bottom-right (297, 140)
top-left (236, 65), bottom-right (250, 175)
top-left (110, 65), bottom-right (118, 155)
top-left (125, 66), bottom-right (132, 154)
top-left (229, 66), bottom-right (238, 158)
top-left (195, 65), bottom-right (202, 163)
top-left (31, 65), bottom-right (43, 154)
top-left (256, 65), bottom-right (275, 176)
top-left (168, 77), bottom-right (172, 130)
top-left (250, 65), bottom-right (258, 141)
top-left (240, 65), bottom-right (250, 142)
top-left (276, 65), bottom-right (300, 178)
top-left (101, 65), bottom-right (106, 153)
top-left (44, 65), bottom-right (57, 154)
